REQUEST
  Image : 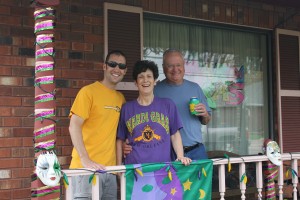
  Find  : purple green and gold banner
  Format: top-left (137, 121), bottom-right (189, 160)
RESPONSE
top-left (125, 159), bottom-right (213, 200)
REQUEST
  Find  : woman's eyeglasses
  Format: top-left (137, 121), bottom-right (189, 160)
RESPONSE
top-left (105, 61), bottom-right (127, 70)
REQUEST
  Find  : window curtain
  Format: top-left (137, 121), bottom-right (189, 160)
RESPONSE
top-left (144, 19), bottom-right (269, 155)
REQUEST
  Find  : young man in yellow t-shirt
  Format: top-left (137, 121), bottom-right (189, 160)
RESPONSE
top-left (69, 50), bottom-right (127, 199)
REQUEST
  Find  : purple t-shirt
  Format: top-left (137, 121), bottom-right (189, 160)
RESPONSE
top-left (117, 97), bottom-right (182, 164)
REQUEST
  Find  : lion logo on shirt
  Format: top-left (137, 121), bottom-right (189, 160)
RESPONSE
top-left (134, 124), bottom-right (161, 142)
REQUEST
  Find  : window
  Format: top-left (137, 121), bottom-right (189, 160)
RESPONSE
top-left (143, 16), bottom-right (271, 155)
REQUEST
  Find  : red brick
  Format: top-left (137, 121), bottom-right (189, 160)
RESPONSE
top-left (22, 97), bottom-right (34, 106)
top-left (12, 188), bottom-right (31, 199)
top-left (0, 128), bottom-right (12, 137)
top-left (22, 37), bottom-right (35, 48)
top-left (12, 87), bottom-right (34, 97)
top-left (12, 46), bottom-right (18, 56)
top-left (72, 42), bottom-right (93, 52)
top-left (84, 16), bottom-right (101, 25)
top-left (62, 69), bottom-right (99, 79)
top-left (71, 23), bottom-right (92, 33)
top-left (13, 127), bottom-right (33, 137)
top-left (0, 169), bottom-right (11, 178)
top-left (0, 86), bottom-right (12, 96)
top-left (0, 66), bottom-right (12, 75)
top-left (0, 97), bottom-right (21, 106)
top-left (0, 138), bottom-right (22, 147)
top-left (57, 136), bottom-right (72, 146)
top-left (55, 40), bottom-right (71, 50)
top-left (84, 33), bottom-right (102, 44)
top-left (0, 158), bottom-right (23, 169)
top-left (23, 157), bottom-right (34, 168)
top-left (0, 179), bottom-right (22, 189)
top-left (0, 190), bottom-right (11, 199)
top-left (12, 67), bottom-right (33, 77)
top-left (56, 97), bottom-right (71, 106)
top-left (58, 155), bottom-right (71, 166)
top-left (61, 146), bottom-right (73, 155)
top-left (0, 45), bottom-right (12, 55)
top-left (0, 15), bottom-right (21, 26)
top-left (12, 36), bottom-right (22, 46)
top-left (0, 107), bottom-right (12, 116)
top-left (11, 6), bottom-right (28, 15)
top-left (12, 168), bottom-right (33, 178)
top-left (25, 58), bottom-right (35, 66)
top-left (0, 5), bottom-right (10, 15)
top-left (12, 108), bottom-right (34, 117)
top-left (21, 177), bottom-right (31, 188)
top-left (2, 117), bottom-right (22, 127)
top-left (0, 56), bottom-right (22, 66)
top-left (12, 147), bottom-right (34, 157)
top-left (57, 118), bottom-right (70, 126)
top-left (22, 137), bottom-right (33, 147)
top-left (0, 148), bottom-right (11, 157)
top-left (22, 117), bottom-right (34, 127)
top-left (70, 60), bottom-right (94, 69)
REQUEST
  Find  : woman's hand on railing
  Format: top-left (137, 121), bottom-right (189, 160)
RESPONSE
top-left (176, 157), bottom-right (192, 166)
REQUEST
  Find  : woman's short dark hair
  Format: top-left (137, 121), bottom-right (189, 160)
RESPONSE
top-left (132, 60), bottom-right (159, 81)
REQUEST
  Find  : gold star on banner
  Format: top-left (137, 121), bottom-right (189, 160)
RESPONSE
top-left (183, 179), bottom-right (192, 191)
top-left (170, 188), bottom-right (177, 195)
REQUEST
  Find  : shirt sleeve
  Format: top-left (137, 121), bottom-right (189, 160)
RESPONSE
top-left (117, 105), bottom-right (127, 140)
top-left (168, 99), bottom-right (183, 135)
top-left (69, 87), bottom-right (92, 120)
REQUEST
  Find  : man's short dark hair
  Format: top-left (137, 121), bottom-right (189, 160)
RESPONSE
top-left (132, 60), bottom-right (159, 81)
top-left (105, 50), bottom-right (126, 63)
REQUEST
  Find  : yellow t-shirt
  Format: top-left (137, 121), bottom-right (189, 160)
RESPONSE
top-left (69, 81), bottom-right (125, 168)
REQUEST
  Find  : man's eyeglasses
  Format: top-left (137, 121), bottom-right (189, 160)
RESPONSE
top-left (105, 61), bottom-right (127, 70)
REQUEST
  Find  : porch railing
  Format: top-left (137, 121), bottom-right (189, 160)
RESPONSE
top-left (62, 152), bottom-right (300, 199)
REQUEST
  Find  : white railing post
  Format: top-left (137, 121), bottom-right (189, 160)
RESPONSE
top-left (278, 164), bottom-right (284, 200)
top-left (219, 164), bottom-right (226, 200)
top-left (120, 172), bottom-right (126, 200)
top-left (256, 161), bottom-right (263, 200)
top-left (239, 162), bottom-right (246, 200)
top-left (91, 175), bottom-right (100, 200)
top-left (65, 176), bottom-right (73, 200)
top-left (292, 158), bottom-right (298, 200)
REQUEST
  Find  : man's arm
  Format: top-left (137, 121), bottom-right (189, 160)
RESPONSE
top-left (116, 139), bottom-right (124, 165)
top-left (171, 131), bottom-right (191, 166)
top-left (69, 114), bottom-right (105, 170)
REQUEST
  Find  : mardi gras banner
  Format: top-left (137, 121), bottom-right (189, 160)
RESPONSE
top-left (125, 160), bottom-right (213, 200)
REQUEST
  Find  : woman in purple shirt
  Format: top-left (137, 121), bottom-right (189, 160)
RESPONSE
top-left (116, 60), bottom-right (191, 166)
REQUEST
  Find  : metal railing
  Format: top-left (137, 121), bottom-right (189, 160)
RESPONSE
top-left (62, 152), bottom-right (300, 199)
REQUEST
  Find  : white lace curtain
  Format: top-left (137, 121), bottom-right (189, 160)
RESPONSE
top-left (144, 19), bottom-right (269, 155)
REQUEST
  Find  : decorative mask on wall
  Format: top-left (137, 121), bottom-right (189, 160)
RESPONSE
top-left (36, 150), bottom-right (61, 186)
top-left (263, 139), bottom-right (282, 166)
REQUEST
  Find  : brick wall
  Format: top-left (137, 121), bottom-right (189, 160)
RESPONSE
top-left (0, 0), bottom-right (299, 199)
